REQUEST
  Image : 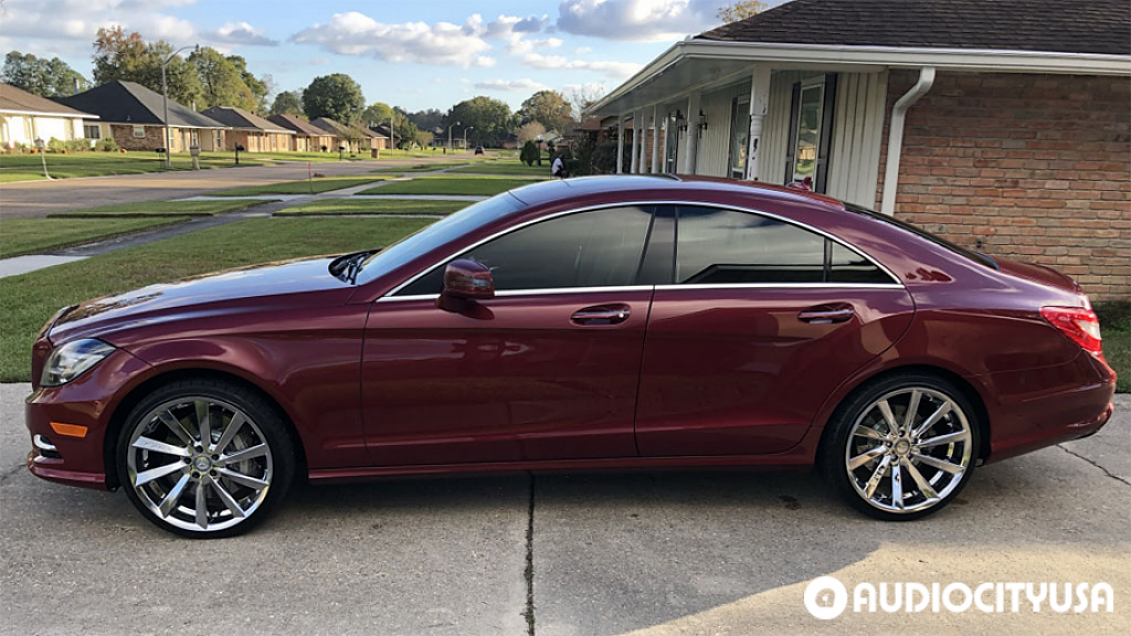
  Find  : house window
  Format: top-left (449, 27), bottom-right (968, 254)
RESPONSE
top-left (791, 81), bottom-right (824, 182)
top-left (132, 125), bottom-right (146, 138)
top-left (84, 124), bottom-right (101, 140)
top-left (191, 130), bottom-right (198, 146)
top-left (216, 131), bottom-right (223, 147)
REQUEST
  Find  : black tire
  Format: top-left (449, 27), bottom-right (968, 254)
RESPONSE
top-left (819, 372), bottom-right (981, 521)
top-left (116, 378), bottom-right (296, 538)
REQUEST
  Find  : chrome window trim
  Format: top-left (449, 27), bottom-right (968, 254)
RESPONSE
top-left (380, 199), bottom-right (903, 299)
top-left (654, 282), bottom-right (902, 291)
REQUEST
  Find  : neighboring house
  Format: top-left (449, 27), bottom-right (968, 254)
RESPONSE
top-left (267, 114), bottom-right (337, 152)
top-left (587, 0), bottom-right (1131, 300)
top-left (0, 83), bottom-right (99, 149)
top-left (310, 117), bottom-right (372, 153)
top-left (201, 106), bottom-right (294, 153)
top-left (360, 126), bottom-right (389, 151)
top-left (500, 133), bottom-right (520, 150)
top-left (57, 80), bottom-right (227, 152)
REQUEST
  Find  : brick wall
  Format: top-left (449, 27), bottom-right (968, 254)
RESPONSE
top-left (875, 71), bottom-right (1131, 300)
top-left (110, 124), bottom-right (165, 151)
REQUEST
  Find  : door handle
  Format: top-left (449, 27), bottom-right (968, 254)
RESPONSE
top-left (798, 304), bottom-right (855, 324)
top-left (571, 304), bottom-right (631, 325)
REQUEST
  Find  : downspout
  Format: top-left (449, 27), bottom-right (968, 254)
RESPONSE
top-left (880, 66), bottom-right (935, 216)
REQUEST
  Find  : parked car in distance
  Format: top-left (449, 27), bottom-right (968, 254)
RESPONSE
top-left (26, 176), bottom-right (1116, 537)
top-left (474, 145), bottom-right (484, 155)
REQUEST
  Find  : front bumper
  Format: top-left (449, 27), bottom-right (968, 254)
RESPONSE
top-left (25, 348), bottom-right (153, 490)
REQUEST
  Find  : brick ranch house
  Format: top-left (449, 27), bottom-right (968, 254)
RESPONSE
top-left (57, 80), bottom-right (227, 152)
top-left (267, 113), bottom-right (337, 152)
top-left (587, 0), bottom-right (1130, 300)
top-left (201, 106), bottom-right (294, 153)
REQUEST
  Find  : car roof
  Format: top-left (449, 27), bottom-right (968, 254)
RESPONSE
top-left (508, 174), bottom-right (847, 212)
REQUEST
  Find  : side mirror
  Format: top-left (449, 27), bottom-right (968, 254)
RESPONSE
top-left (436, 259), bottom-right (494, 312)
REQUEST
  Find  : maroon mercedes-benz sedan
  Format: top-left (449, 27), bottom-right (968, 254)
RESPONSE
top-left (26, 176), bottom-right (1115, 537)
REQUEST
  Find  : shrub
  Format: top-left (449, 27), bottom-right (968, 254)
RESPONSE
top-left (47, 137), bottom-right (66, 153)
top-left (66, 139), bottom-right (89, 152)
top-left (519, 140), bottom-right (539, 166)
top-left (97, 138), bottom-right (120, 152)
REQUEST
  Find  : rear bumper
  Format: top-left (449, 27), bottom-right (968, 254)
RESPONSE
top-left (981, 353), bottom-right (1117, 464)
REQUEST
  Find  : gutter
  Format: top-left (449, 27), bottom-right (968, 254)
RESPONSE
top-left (880, 66), bottom-right (935, 216)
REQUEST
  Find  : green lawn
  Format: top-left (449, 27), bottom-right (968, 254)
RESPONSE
top-left (1095, 301), bottom-right (1130, 393)
top-left (360, 176), bottom-right (543, 196)
top-left (209, 176), bottom-right (393, 196)
top-left (277, 198), bottom-right (470, 216)
top-left (372, 163), bottom-right (470, 173)
top-left (0, 216), bottom-right (433, 381)
top-left (449, 160), bottom-right (552, 177)
top-left (0, 152), bottom-right (268, 182)
top-left (47, 199), bottom-right (271, 218)
top-left (0, 217), bottom-right (191, 258)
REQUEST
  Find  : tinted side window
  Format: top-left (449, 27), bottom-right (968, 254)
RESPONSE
top-left (675, 206), bottom-right (825, 284)
top-left (396, 206), bottom-right (653, 295)
top-left (829, 242), bottom-right (891, 284)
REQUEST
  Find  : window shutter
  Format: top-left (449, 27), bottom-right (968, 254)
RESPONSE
top-left (815, 73), bottom-right (838, 193)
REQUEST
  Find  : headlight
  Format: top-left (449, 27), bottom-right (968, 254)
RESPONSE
top-left (41, 339), bottom-right (116, 387)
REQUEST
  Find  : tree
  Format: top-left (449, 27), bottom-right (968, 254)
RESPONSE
top-left (518, 90), bottom-right (574, 134)
top-left (520, 140), bottom-right (539, 166)
top-left (302, 73), bottom-right (365, 123)
top-left (406, 108), bottom-right (444, 131)
top-left (445, 96), bottom-right (513, 147)
top-left (270, 90), bottom-right (304, 117)
top-left (1, 52), bottom-right (89, 97)
top-left (228, 55), bottom-right (269, 113)
top-left (362, 102), bottom-right (394, 128)
top-left (189, 47), bottom-right (257, 110)
top-left (92, 27), bottom-right (202, 107)
top-left (717, 1), bottom-right (766, 23)
top-left (515, 121), bottom-right (546, 144)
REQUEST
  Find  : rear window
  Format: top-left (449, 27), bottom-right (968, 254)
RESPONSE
top-left (843, 202), bottom-right (998, 270)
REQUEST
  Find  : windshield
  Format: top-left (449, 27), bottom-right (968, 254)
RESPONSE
top-left (354, 193), bottom-right (525, 285)
top-left (843, 202), bottom-right (999, 270)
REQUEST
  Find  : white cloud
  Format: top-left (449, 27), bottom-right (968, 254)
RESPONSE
top-left (211, 21), bottom-right (278, 47)
top-left (575, 46), bottom-right (592, 54)
top-left (475, 78), bottom-right (549, 92)
top-left (556, 0), bottom-right (720, 42)
top-left (292, 12), bottom-right (496, 68)
top-left (519, 51), bottom-right (642, 80)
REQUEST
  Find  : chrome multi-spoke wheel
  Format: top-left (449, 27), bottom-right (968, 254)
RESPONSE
top-left (119, 381), bottom-right (294, 537)
top-left (823, 375), bottom-right (980, 520)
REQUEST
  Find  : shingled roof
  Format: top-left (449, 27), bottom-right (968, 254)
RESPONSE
top-left (697, 0), bottom-right (1131, 56)
top-left (201, 106), bottom-right (292, 133)
top-left (56, 80), bottom-right (226, 128)
top-left (0, 84), bottom-right (97, 118)
top-left (267, 113), bottom-right (333, 136)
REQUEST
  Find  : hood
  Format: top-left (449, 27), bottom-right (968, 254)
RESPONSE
top-left (50, 257), bottom-right (350, 343)
top-left (994, 257), bottom-right (1082, 296)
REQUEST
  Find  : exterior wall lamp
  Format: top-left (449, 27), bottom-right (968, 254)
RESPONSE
top-left (696, 110), bottom-right (708, 138)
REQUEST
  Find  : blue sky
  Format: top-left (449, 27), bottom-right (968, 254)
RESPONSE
top-left (0, 1), bottom-right (780, 111)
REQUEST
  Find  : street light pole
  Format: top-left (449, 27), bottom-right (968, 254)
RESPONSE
top-left (463, 126), bottom-right (474, 150)
top-left (447, 121), bottom-right (460, 151)
top-left (161, 44), bottom-right (198, 169)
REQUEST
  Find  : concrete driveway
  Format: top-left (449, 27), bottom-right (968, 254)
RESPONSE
top-left (0, 383), bottom-right (1126, 636)
top-left (0, 155), bottom-right (467, 219)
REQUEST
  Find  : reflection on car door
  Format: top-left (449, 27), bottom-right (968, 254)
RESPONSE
top-left (362, 205), bottom-right (657, 466)
top-left (635, 205), bottom-right (915, 457)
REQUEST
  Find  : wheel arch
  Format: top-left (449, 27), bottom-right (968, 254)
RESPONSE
top-left (814, 363), bottom-right (992, 467)
top-left (103, 367), bottom-right (309, 490)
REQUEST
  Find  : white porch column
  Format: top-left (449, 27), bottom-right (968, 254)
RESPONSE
top-left (650, 105), bottom-right (661, 173)
top-left (630, 111), bottom-right (640, 173)
top-left (682, 92), bottom-right (700, 174)
top-left (637, 109), bottom-right (648, 173)
top-left (744, 65), bottom-right (772, 181)
top-left (616, 115), bottom-right (625, 174)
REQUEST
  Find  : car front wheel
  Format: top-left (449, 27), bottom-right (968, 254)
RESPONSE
top-left (821, 374), bottom-right (980, 521)
top-left (117, 379), bottom-right (295, 538)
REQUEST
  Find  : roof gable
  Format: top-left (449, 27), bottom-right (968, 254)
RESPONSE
top-left (202, 106), bottom-right (291, 132)
top-left (697, 0), bottom-right (1131, 56)
top-left (0, 84), bottom-right (96, 118)
top-left (267, 113), bottom-right (333, 136)
top-left (57, 81), bottom-right (226, 128)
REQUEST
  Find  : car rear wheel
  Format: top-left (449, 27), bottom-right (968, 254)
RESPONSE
top-left (821, 373), bottom-right (980, 521)
top-left (117, 380), bottom-right (295, 538)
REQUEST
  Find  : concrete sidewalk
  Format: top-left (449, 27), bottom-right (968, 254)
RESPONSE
top-left (0, 382), bottom-right (1126, 635)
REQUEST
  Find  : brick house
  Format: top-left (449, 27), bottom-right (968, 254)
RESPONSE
top-left (56, 80), bottom-right (227, 152)
top-left (267, 113), bottom-right (337, 152)
top-left (201, 106), bottom-right (294, 153)
top-left (310, 117), bottom-right (381, 154)
top-left (586, 0), bottom-right (1130, 300)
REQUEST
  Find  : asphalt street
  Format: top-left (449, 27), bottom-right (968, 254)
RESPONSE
top-left (0, 384), bottom-right (1127, 636)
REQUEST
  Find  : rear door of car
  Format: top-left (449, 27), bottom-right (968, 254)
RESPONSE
top-left (362, 205), bottom-right (657, 466)
top-left (635, 204), bottom-right (915, 457)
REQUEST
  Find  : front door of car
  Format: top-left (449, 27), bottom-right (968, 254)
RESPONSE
top-left (361, 205), bottom-right (657, 466)
top-left (635, 205), bottom-right (915, 456)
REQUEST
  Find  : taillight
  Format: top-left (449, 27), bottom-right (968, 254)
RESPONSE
top-left (1041, 306), bottom-right (1103, 359)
